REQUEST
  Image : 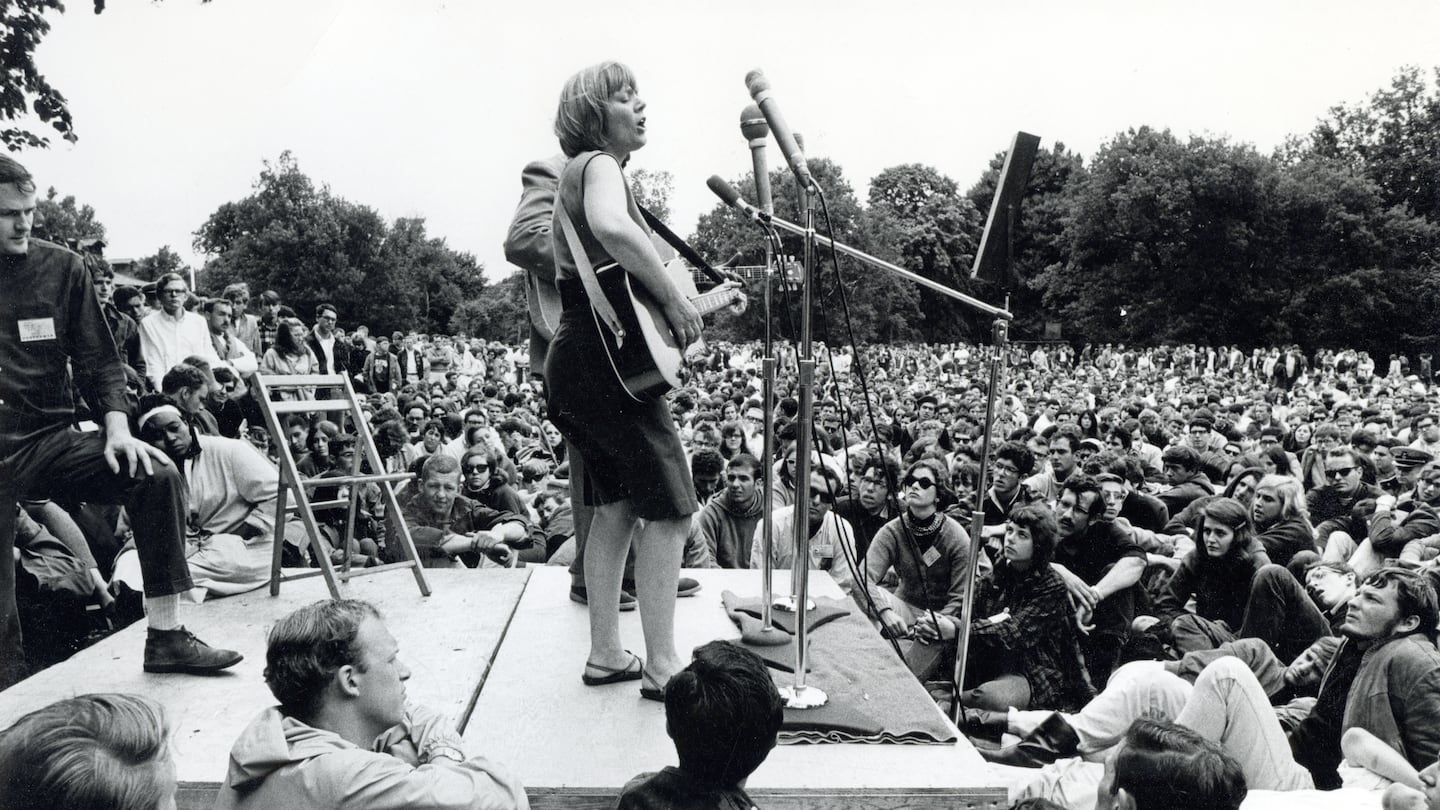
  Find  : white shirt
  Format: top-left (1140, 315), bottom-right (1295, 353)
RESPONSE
top-left (138, 308), bottom-right (221, 389)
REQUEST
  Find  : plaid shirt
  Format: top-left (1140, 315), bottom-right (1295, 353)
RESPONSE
top-left (971, 562), bottom-right (1096, 712)
top-left (257, 315), bottom-right (281, 357)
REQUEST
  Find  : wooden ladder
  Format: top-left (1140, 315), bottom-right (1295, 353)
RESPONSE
top-left (252, 372), bottom-right (431, 599)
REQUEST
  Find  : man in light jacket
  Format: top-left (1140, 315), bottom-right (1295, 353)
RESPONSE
top-left (214, 598), bottom-right (528, 809)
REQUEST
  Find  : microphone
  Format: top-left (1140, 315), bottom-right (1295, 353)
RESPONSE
top-left (739, 104), bottom-right (773, 216)
top-left (744, 69), bottom-right (816, 191)
top-left (706, 175), bottom-right (769, 225)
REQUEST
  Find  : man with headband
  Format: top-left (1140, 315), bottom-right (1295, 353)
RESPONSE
top-left (0, 154), bottom-right (241, 686)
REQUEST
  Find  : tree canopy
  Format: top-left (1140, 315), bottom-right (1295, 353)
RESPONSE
top-left (193, 152), bottom-right (486, 336)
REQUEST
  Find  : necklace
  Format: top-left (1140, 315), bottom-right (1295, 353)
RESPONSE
top-left (902, 509), bottom-right (944, 537)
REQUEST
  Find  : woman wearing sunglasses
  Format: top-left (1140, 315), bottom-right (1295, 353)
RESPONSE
top-left (863, 458), bottom-right (991, 680)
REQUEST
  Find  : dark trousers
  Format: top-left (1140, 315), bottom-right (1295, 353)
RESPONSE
top-left (1239, 564), bottom-right (1332, 663)
top-left (0, 429), bottom-right (192, 688)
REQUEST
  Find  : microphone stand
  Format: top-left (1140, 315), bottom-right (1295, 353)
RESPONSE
top-left (761, 209), bottom-right (1013, 716)
top-left (780, 177), bottom-right (825, 709)
top-left (747, 128), bottom-right (782, 632)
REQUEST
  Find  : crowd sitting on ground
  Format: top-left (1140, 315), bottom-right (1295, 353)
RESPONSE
top-left (10, 238), bottom-right (1440, 807)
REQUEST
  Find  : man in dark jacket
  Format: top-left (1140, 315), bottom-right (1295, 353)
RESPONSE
top-left (303, 303), bottom-right (352, 399)
top-left (1158, 445), bottom-right (1215, 517)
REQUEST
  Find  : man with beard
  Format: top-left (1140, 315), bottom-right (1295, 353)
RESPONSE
top-left (1051, 475), bottom-right (1147, 686)
top-left (835, 455), bottom-right (900, 562)
top-left (750, 467), bottom-right (860, 601)
top-left (691, 454), bottom-right (765, 569)
top-left (387, 454), bottom-right (525, 568)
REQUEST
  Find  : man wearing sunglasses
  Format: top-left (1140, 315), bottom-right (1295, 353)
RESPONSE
top-left (749, 467), bottom-right (860, 601)
top-left (1308, 448), bottom-right (1383, 561)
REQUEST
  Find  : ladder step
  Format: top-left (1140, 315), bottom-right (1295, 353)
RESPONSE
top-left (269, 399), bottom-right (353, 414)
top-left (293, 472), bottom-right (414, 488)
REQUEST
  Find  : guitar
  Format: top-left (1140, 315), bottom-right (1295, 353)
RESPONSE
top-left (592, 258), bottom-right (745, 401)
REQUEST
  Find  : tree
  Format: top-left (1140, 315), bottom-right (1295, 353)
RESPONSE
top-left (866, 164), bottom-right (984, 342)
top-left (966, 142), bottom-right (1087, 341)
top-left (131, 245), bottom-right (188, 282)
top-left (1042, 127), bottom-right (1286, 347)
top-left (34, 186), bottom-right (104, 246)
top-left (451, 272), bottom-right (528, 344)
top-left (194, 152), bottom-right (485, 336)
top-left (691, 158), bottom-right (916, 344)
top-left (1, 1), bottom-right (75, 150)
top-left (3, 1), bottom-right (209, 150)
top-left (629, 168), bottom-right (673, 223)
top-left (1298, 66), bottom-right (1440, 224)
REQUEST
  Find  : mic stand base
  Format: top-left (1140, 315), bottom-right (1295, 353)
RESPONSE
top-left (779, 683), bottom-right (828, 709)
top-left (770, 595), bottom-right (815, 613)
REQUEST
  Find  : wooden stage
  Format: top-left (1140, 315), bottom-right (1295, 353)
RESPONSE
top-left (0, 567), bottom-right (1008, 809)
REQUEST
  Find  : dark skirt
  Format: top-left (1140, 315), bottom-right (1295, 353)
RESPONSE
top-left (544, 278), bottom-right (697, 520)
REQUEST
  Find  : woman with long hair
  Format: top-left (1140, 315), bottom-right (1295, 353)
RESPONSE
top-left (1146, 497), bottom-right (1271, 654)
top-left (260, 317), bottom-right (319, 400)
top-left (544, 61), bottom-right (702, 699)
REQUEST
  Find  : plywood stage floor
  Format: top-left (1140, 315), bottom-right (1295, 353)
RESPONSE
top-left (0, 566), bottom-right (1007, 809)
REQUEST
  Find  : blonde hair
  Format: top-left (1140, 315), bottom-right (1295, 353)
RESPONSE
top-left (554, 61), bottom-right (637, 157)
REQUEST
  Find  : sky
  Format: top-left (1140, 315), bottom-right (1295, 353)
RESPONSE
top-left (15, 0), bottom-right (1440, 285)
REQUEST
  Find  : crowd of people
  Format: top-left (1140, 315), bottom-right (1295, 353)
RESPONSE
top-left (7, 61), bottom-right (1440, 808)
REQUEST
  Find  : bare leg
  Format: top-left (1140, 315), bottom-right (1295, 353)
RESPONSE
top-left (633, 514), bottom-right (688, 685)
top-left (583, 500), bottom-right (636, 673)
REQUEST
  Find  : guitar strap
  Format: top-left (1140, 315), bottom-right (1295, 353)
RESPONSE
top-left (555, 203), bottom-right (627, 345)
top-left (639, 206), bottom-right (727, 286)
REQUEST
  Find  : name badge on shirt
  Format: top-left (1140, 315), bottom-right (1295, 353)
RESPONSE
top-left (18, 318), bottom-right (56, 342)
top-left (922, 546), bottom-right (942, 567)
top-left (813, 542), bottom-right (834, 559)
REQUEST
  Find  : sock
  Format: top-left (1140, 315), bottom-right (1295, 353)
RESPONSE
top-left (145, 595), bottom-right (180, 631)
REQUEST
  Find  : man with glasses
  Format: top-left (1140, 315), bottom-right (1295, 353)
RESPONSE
top-left (304, 303), bottom-right (352, 399)
top-left (205, 298), bottom-right (257, 375)
top-left (835, 455), bottom-right (900, 562)
top-left (1308, 448), bottom-right (1382, 557)
top-left (0, 155), bottom-right (242, 685)
top-left (750, 466), bottom-right (861, 601)
top-left (1412, 415), bottom-right (1440, 456)
top-left (137, 271), bottom-right (220, 390)
top-left (981, 441), bottom-right (1038, 550)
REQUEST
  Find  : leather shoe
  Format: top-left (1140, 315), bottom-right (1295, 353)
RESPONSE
top-left (978, 712), bottom-right (1080, 767)
top-left (144, 626), bottom-right (243, 674)
top-left (570, 585), bottom-right (638, 611)
top-left (961, 708), bottom-right (1009, 742)
top-left (619, 578), bottom-right (703, 598)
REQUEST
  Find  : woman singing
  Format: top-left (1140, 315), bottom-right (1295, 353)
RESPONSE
top-left (546, 62), bottom-right (702, 699)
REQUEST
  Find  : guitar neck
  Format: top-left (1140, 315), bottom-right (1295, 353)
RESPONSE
top-left (690, 287), bottom-right (743, 316)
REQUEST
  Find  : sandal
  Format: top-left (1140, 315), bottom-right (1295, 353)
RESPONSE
top-left (582, 652), bottom-right (644, 686)
top-left (640, 671), bottom-right (667, 702)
